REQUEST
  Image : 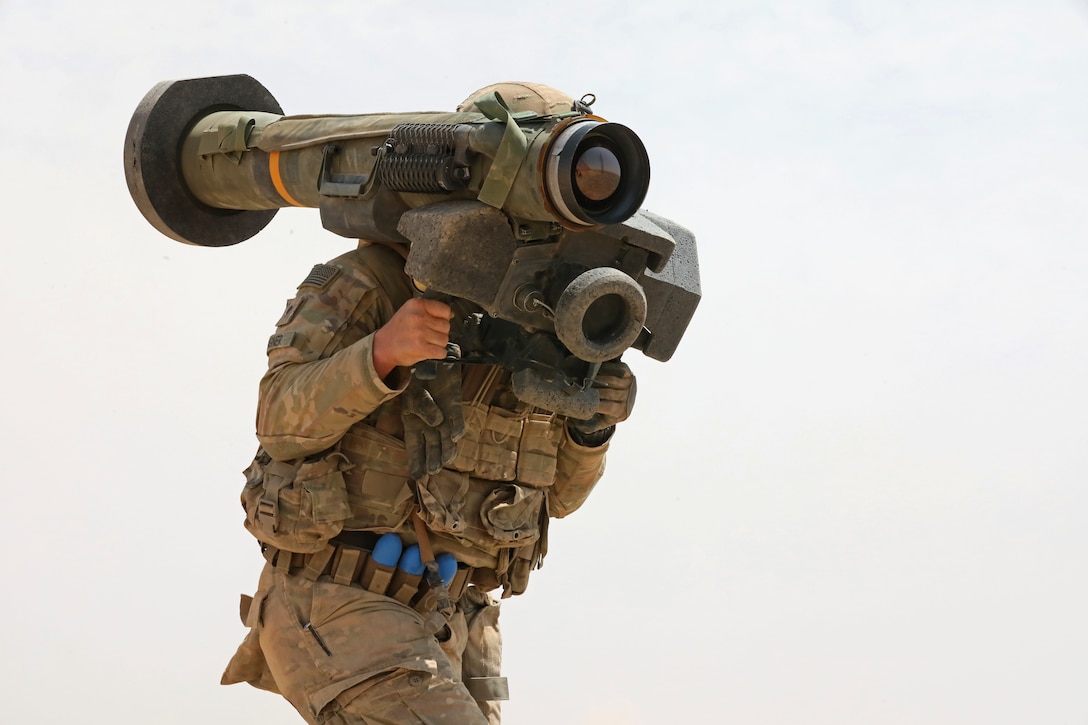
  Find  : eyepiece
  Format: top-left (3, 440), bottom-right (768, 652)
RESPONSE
top-left (553, 267), bottom-right (647, 362)
top-left (545, 120), bottom-right (649, 227)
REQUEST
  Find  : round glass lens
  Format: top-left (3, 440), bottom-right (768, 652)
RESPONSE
top-left (574, 146), bottom-right (622, 202)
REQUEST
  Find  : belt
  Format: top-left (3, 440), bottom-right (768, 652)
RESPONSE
top-left (261, 539), bottom-right (474, 614)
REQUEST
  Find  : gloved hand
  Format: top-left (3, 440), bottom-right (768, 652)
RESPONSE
top-left (569, 361), bottom-right (637, 436)
top-left (401, 362), bottom-right (465, 479)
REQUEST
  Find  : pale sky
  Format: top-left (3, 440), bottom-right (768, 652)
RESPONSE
top-left (2, 1), bottom-right (1087, 723)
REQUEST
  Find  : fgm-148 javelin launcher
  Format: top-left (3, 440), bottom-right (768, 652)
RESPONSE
top-left (124, 75), bottom-right (700, 418)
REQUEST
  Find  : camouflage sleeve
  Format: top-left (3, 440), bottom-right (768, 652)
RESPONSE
top-left (547, 429), bottom-right (609, 518)
top-left (256, 249), bottom-right (410, 461)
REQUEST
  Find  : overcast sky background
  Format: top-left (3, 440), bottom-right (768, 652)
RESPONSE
top-left (2, 0), bottom-right (1087, 723)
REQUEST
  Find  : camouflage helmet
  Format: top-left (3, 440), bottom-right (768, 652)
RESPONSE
top-left (457, 81), bottom-right (577, 116)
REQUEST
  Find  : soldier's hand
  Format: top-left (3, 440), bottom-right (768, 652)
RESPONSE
top-left (569, 361), bottom-right (637, 436)
top-left (372, 298), bottom-right (454, 379)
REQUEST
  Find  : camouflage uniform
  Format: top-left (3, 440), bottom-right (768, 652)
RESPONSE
top-left (223, 240), bottom-right (614, 724)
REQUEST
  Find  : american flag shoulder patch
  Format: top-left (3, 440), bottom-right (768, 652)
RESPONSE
top-left (299, 263), bottom-right (340, 289)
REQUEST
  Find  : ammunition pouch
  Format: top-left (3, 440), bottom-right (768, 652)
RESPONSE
top-left (241, 447), bottom-right (353, 553)
top-left (447, 404), bottom-right (563, 487)
top-left (260, 540), bottom-right (474, 615)
top-left (517, 412), bottom-right (564, 486)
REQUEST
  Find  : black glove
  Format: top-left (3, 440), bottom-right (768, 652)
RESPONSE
top-left (401, 362), bottom-right (465, 479)
top-left (568, 361), bottom-right (637, 438)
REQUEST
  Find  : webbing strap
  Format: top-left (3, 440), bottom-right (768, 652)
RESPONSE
top-left (257, 460), bottom-right (302, 535)
top-left (412, 511), bottom-right (436, 563)
top-left (474, 92), bottom-right (529, 209)
top-left (302, 545), bottom-right (335, 581)
top-left (333, 547), bottom-right (362, 585)
top-left (275, 549), bottom-right (293, 572)
top-left (412, 512), bottom-right (454, 616)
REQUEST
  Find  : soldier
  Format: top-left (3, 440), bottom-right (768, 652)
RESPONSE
top-left (221, 83), bottom-right (637, 725)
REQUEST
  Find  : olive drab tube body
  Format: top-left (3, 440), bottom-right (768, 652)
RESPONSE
top-left (177, 109), bottom-right (649, 233)
top-left (180, 111), bottom-right (288, 210)
top-left (180, 110), bottom-right (480, 212)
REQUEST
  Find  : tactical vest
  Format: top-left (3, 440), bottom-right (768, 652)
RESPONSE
top-left (243, 242), bottom-right (559, 595)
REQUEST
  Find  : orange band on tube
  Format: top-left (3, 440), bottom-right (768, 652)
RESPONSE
top-left (269, 151), bottom-right (302, 207)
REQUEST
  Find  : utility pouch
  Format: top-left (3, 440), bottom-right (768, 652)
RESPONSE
top-left (416, 469), bottom-right (544, 551)
top-left (449, 403), bottom-right (562, 487)
top-left (516, 412), bottom-right (563, 486)
top-left (506, 546), bottom-right (536, 597)
top-left (480, 485), bottom-right (544, 545)
top-left (388, 569), bottom-right (424, 605)
top-left (241, 447), bottom-right (353, 553)
top-left (491, 542), bottom-right (539, 599)
top-left (474, 409), bottom-right (523, 481)
top-left (449, 404), bottom-right (534, 482)
top-left (360, 558), bottom-right (395, 595)
top-left (339, 424), bottom-right (415, 532)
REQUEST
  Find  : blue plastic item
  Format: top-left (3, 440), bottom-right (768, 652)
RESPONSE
top-left (398, 545), bottom-right (426, 576)
top-left (436, 553), bottom-right (458, 587)
top-left (371, 533), bottom-right (403, 568)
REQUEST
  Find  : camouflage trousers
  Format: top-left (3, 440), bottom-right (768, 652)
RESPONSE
top-left (222, 561), bottom-right (505, 724)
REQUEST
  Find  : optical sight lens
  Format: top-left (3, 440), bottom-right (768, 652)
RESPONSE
top-left (574, 145), bottom-right (622, 202)
top-left (545, 119), bottom-right (648, 226)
